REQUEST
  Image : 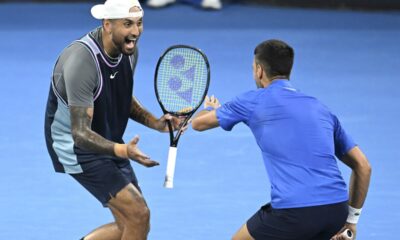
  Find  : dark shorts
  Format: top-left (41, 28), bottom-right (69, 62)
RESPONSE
top-left (247, 201), bottom-right (348, 240)
top-left (70, 158), bottom-right (141, 207)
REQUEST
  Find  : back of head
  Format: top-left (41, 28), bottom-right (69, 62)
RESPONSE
top-left (254, 39), bottom-right (294, 79)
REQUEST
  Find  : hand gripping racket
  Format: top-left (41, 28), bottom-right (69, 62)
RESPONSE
top-left (340, 229), bottom-right (354, 240)
top-left (154, 45), bottom-right (210, 188)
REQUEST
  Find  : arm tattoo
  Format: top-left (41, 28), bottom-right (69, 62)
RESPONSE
top-left (70, 106), bottom-right (115, 156)
top-left (130, 97), bottom-right (158, 128)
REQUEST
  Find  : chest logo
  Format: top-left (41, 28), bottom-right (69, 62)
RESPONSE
top-left (110, 71), bottom-right (119, 79)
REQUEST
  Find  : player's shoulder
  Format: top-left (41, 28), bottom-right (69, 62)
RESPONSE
top-left (237, 88), bottom-right (263, 99)
top-left (230, 89), bottom-right (264, 107)
top-left (59, 42), bottom-right (96, 68)
top-left (71, 41), bottom-right (96, 58)
top-left (58, 41), bottom-right (93, 61)
top-left (307, 94), bottom-right (337, 120)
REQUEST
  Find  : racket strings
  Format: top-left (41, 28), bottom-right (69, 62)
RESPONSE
top-left (156, 47), bottom-right (209, 114)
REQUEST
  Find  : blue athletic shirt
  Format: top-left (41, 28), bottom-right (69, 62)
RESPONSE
top-left (216, 80), bottom-right (356, 209)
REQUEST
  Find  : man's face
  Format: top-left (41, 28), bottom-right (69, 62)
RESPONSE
top-left (108, 7), bottom-right (143, 55)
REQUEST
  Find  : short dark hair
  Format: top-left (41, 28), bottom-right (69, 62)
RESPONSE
top-left (254, 39), bottom-right (294, 79)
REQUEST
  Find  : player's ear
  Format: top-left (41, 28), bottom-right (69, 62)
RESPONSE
top-left (256, 63), bottom-right (264, 79)
top-left (103, 19), bottom-right (113, 34)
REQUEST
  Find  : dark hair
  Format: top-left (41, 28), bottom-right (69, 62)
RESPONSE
top-left (254, 39), bottom-right (294, 79)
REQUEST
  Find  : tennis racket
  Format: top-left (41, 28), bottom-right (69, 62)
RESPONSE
top-left (154, 45), bottom-right (210, 188)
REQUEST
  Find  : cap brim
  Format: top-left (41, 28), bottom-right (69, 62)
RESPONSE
top-left (91, 4), bottom-right (105, 20)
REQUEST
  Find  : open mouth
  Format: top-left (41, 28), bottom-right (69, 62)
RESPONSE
top-left (125, 36), bottom-right (137, 49)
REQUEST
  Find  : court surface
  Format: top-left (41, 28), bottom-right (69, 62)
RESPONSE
top-left (0, 2), bottom-right (399, 239)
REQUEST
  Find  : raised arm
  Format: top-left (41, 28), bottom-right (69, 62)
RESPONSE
top-left (191, 110), bottom-right (219, 131)
top-left (192, 95), bottom-right (221, 131)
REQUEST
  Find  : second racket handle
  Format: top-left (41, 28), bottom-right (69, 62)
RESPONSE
top-left (164, 146), bottom-right (177, 188)
top-left (340, 229), bottom-right (353, 240)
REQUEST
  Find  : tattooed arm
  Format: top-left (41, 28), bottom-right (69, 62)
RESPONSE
top-left (62, 45), bottom-right (157, 166)
top-left (70, 106), bottom-right (158, 167)
top-left (70, 106), bottom-right (123, 156)
top-left (130, 96), bottom-right (181, 132)
top-left (130, 96), bottom-right (159, 129)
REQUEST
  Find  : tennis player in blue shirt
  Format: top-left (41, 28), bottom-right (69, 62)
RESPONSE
top-left (191, 39), bottom-right (371, 240)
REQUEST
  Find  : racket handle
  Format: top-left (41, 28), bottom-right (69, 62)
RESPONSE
top-left (164, 147), bottom-right (177, 189)
top-left (340, 229), bottom-right (354, 240)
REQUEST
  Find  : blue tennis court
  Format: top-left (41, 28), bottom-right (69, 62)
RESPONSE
top-left (0, 2), bottom-right (399, 239)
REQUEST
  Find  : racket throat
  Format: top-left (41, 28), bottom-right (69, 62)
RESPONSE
top-left (166, 120), bottom-right (176, 146)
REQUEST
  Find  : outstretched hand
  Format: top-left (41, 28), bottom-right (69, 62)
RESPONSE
top-left (330, 223), bottom-right (356, 240)
top-left (127, 135), bottom-right (159, 167)
top-left (204, 95), bottom-right (221, 109)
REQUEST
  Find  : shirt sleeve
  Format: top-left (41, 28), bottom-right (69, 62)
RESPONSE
top-left (63, 44), bottom-right (98, 108)
top-left (333, 114), bottom-right (357, 158)
top-left (216, 90), bottom-right (259, 131)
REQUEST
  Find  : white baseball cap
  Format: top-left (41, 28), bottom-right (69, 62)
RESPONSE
top-left (91, 0), bottom-right (143, 20)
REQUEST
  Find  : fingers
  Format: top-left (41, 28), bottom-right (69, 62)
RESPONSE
top-left (162, 114), bottom-right (171, 121)
top-left (210, 95), bottom-right (215, 102)
top-left (156, 114), bottom-right (171, 132)
top-left (205, 95), bottom-right (218, 102)
top-left (330, 233), bottom-right (344, 240)
top-left (127, 136), bottom-right (159, 167)
top-left (204, 95), bottom-right (211, 108)
top-left (159, 114), bottom-right (179, 130)
top-left (330, 234), bottom-right (338, 240)
top-left (180, 118), bottom-right (191, 135)
top-left (162, 114), bottom-right (186, 132)
top-left (330, 226), bottom-right (345, 240)
top-left (210, 95), bottom-right (221, 105)
top-left (178, 107), bottom-right (193, 114)
top-left (204, 95), bottom-right (221, 109)
top-left (169, 115), bottom-right (181, 130)
top-left (136, 157), bottom-right (160, 167)
top-left (330, 228), bottom-right (353, 240)
top-left (128, 142), bottom-right (149, 159)
top-left (131, 135), bottom-right (139, 144)
top-left (133, 153), bottom-right (160, 167)
top-left (340, 229), bottom-right (354, 240)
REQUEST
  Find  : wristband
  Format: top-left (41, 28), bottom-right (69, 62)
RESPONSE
top-left (114, 143), bottom-right (128, 159)
top-left (347, 205), bottom-right (362, 224)
top-left (204, 106), bottom-right (215, 111)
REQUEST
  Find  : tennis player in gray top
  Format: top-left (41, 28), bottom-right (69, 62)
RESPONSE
top-left (44, 0), bottom-right (182, 239)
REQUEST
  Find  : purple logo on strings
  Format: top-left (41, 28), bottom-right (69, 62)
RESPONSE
top-left (171, 55), bottom-right (185, 69)
top-left (167, 54), bottom-right (195, 103)
top-left (168, 76), bottom-right (182, 91)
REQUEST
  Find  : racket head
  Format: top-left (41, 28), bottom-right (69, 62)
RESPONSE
top-left (154, 45), bottom-right (210, 116)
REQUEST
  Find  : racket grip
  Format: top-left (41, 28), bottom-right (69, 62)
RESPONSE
top-left (164, 147), bottom-right (177, 188)
top-left (340, 229), bottom-right (353, 240)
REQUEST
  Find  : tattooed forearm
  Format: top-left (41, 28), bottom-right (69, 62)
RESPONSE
top-left (130, 97), bottom-right (158, 129)
top-left (70, 106), bottom-right (116, 156)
